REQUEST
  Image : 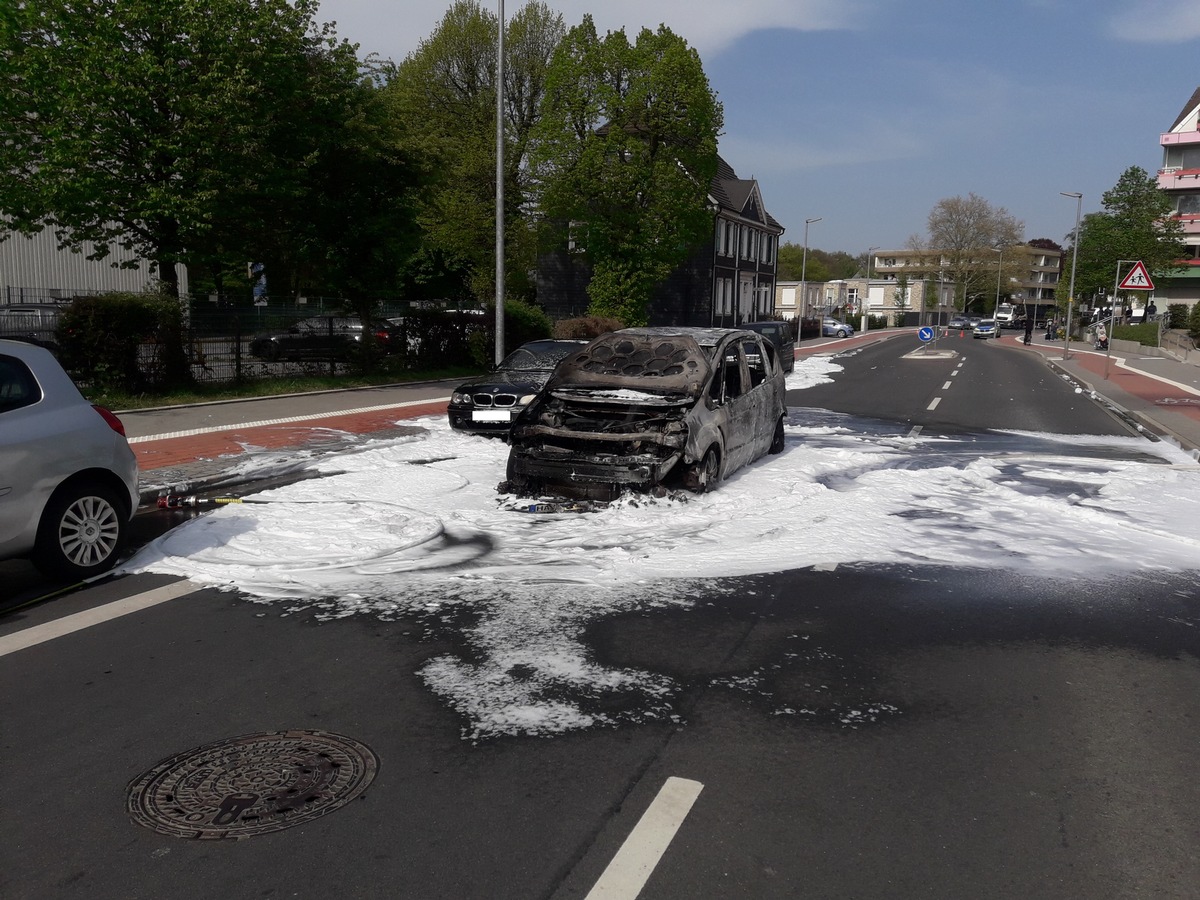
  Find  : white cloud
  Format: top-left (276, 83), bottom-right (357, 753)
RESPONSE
top-left (316, 0), bottom-right (872, 62)
top-left (1105, 1), bottom-right (1200, 42)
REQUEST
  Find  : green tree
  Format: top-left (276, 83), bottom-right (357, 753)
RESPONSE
top-left (531, 16), bottom-right (722, 325)
top-left (383, 0), bottom-right (564, 305)
top-left (1065, 166), bottom-right (1186, 308)
top-left (1188, 300), bottom-right (1200, 341)
top-left (777, 243), bottom-right (830, 282)
top-left (0, 0), bottom-right (360, 300)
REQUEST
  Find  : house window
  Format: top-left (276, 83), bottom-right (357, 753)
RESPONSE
top-left (1178, 194), bottom-right (1200, 215)
top-left (740, 227), bottom-right (750, 258)
top-left (718, 278), bottom-right (733, 315)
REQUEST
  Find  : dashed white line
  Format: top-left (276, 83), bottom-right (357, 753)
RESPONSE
top-left (942, 381), bottom-right (952, 390)
top-left (586, 777), bottom-right (704, 899)
top-left (0, 580), bottom-right (198, 657)
top-left (927, 397), bottom-right (942, 410)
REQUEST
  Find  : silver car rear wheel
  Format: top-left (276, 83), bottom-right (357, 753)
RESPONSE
top-left (34, 483), bottom-right (127, 579)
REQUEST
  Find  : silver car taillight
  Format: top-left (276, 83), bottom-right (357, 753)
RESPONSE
top-left (92, 404), bottom-right (127, 437)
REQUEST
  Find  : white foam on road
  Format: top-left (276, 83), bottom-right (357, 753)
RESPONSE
top-left (120, 355), bottom-right (1200, 740)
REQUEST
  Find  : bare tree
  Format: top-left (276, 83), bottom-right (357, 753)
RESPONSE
top-left (920, 194), bottom-right (1024, 312)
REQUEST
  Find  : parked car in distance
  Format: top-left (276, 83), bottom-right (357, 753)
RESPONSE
top-left (249, 315), bottom-right (394, 362)
top-left (821, 318), bottom-right (855, 338)
top-left (502, 327), bottom-right (787, 502)
top-left (0, 339), bottom-right (139, 578)
top-left (741, 320), bottom-right (795, 373)
top-left (0, 304), bottom-right (63, 354)
top-left (448, 339), bottom-right (588, 437)
top-left (947, 315), bottom-right (971, 330)
top-left (973, 318), bottom-right (998, 339)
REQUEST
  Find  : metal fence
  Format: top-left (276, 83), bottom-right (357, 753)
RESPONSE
top-left (174, 304), bottom-right (488, 386)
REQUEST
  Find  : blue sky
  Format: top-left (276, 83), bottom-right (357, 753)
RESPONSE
top-left (316, 0), bottom-right (1200, 255)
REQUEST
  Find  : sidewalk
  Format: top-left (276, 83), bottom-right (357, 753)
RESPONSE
top-left (123, 380), bottom-right (459, 504)
top-left (121, 330), bottom-right (1200, 507)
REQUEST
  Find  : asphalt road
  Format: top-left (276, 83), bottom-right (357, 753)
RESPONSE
top-left (3, 337), bottom-right (1199, 899)
top-left (790, 333), bottom-right (1140, 436)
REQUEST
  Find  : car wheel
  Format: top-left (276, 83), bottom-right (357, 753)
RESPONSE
top-left (683, 446), bottom-right (720, 493)
top-left (769, 415), bottom-right (785, 455)
top-left (33, 482), bottom-right (128, 579)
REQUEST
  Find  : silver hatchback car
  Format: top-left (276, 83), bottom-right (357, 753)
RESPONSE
top-left (0, 339), bottom-right (140, 578)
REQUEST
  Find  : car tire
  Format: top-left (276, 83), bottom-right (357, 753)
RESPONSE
top-left (33, 481), bottom-right (128, 579)
top-left (683, 447), bottom-right (720, 493)
top-left (836, 329), bottom-right (847, 337)
top-left (769, 416), bottom-right (785, 455)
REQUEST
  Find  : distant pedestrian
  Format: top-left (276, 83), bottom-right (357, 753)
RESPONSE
top-left (1023, 317), bottom-right (1034, 345)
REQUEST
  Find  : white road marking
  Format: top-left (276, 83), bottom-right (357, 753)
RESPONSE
top-left (585, 777), bottom-right (704, 899)
top-left (927, 397), bottom-right (942, 410)
top-left (128, 397), bottom-right (450, 443)
top-left (908, 425), bottom-right (924, 437)
top-left (942, 381), bottom-right (952, 390)
top-left (0, 580), bottom-right (197, 657)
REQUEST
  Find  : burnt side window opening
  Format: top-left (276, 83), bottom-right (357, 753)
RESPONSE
top-left (743, 340), bottom-right (767, 388)
top-left (723, 348), bottom-right (745, 399)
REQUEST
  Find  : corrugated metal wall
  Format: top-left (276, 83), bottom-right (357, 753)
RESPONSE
top-left (0, 229), bottom-right (188, 302)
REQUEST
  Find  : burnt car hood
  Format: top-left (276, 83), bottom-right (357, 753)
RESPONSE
top-left (543, 332), bottom-right (711, 400)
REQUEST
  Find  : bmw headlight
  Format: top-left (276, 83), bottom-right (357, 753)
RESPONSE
top-left (518, 393), bottom-right (538, 405)
top-left (452, 391), bottom-right (472, 405)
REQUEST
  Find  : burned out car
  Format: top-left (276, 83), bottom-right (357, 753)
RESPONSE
top-left (501, 328), bottom-right (788, 501)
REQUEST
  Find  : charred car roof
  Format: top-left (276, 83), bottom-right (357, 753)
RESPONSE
top-left (547, 328), bottom-right (759, 399)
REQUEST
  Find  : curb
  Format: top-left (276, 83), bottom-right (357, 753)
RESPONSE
top-left (1044, 358), bottom-right (1200, 458)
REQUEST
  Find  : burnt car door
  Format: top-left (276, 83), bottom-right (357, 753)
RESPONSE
top-left (713, 338), bottom-right (757, 474)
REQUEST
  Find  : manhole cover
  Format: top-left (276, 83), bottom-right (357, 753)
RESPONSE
top-left (127, 730), bottom-right (378, 840)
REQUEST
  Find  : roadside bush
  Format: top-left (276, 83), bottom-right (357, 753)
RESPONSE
top-left (553, 315), bottom-right (623, 339)
top-left (1188, 301), bottom-right (1200, 341)
top-left (57, 291), bottom-right (189, 393)
top-left (1167, 304), bottom-right (1189, 329)
top-left (1112, 322), bottom-right (1159, 346)
top-left (466, 298), bottom-right (554, 367)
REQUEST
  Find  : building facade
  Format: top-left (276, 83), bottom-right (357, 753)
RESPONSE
top-left (1156, 86), bottom-right (1200, 307)
top-left (1, 228), bottom-right (187, 305)
top-left (868, 244), bottom-right (1063, 324)
top-left (537, 156), bottom-right (784, 327)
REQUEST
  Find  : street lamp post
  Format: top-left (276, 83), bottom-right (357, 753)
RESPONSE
top-left (865, 246), bottom-right (878, 329)
top-left (799, 216), bottom-right (821, 347)
top-left (1060, 191), bottom-right (1082, 361)
top-left (992, 244), bottom-right (1004, 323)
top-left (494, 0), bottom-right (506, 365)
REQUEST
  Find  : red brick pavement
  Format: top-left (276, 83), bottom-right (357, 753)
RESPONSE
top-left (131, 400), bottom-right (450, 472)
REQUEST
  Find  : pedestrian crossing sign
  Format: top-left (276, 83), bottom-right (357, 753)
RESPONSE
top-left (1118, 260), bottom-right (1154, 290)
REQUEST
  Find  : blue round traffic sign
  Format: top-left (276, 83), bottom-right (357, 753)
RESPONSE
top-left (917, 326), bottom-right (934, 342)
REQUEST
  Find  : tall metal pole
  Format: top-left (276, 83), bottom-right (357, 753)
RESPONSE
top-left (865, 245), bottom-right (878, 329)
top-left (494, 0), bottom-right (505, 365)
top-left (992, 245), bottom-right (1004, 321)
top-left (798, 216), bottom-right (821, 347)
top-left (1060, 191), bottom-right (1082, 361)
